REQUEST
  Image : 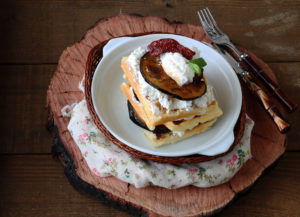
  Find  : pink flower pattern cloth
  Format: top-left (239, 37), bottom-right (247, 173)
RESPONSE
top-left (67, 100), bottom-right (253, 189)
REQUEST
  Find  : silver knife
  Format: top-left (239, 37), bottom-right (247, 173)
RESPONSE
top-left (197, 8), bottom-right (297, 111)
top-left (216, 46), bottom-right (290, 133)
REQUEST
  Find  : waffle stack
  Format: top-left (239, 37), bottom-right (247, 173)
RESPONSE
top-left (120, 44), bottom-right (223, 147)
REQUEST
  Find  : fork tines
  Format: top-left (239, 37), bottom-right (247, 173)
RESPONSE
top-left (197, 8), bottom-right (224, 36)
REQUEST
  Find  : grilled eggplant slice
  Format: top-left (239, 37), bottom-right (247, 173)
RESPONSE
top-left (140, 52), bottom-right (206, 100)
top-left (127, 101), bottom-right (170, 134)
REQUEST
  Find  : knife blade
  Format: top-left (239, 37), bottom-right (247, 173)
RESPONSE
top-left (216, 45), bottom-right (290, 133)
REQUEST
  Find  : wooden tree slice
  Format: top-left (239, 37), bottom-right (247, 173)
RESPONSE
top-left (47, 14), bottom-right (287, 217)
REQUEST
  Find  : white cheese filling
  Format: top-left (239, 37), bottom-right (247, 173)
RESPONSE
top-left (125, 47), bottom-right (215, 115)
top-left (130, 86), bottom-right (142, 106)
top-left (172, 131), bottom-right (185, 137)
top-left (160, 52), bottom-right (195, 86)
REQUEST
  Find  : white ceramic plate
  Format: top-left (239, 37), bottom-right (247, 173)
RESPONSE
top-left (91, 34), bottom-right (242, 157)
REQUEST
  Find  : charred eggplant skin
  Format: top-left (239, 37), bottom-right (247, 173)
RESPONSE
top-left (127, 101), bottom-right (170, 134)
top-left (140, 52), bottom-right (207, 101)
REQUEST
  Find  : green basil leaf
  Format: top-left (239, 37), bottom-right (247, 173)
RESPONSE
top-left (188, 58), bottom-right (207, 76)
top-left (189, 58), bottom-right (207, 68)
top-left (188, 62), bottom-right (202, 76)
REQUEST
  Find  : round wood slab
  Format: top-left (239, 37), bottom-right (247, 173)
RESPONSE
top-left (47, 14), bottom-right (287, 217)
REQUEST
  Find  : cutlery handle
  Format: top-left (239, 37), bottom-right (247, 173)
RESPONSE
top-left (243, 74), bottom-right (290, 133)
top-left (242, 55), bottom-right (298, 112)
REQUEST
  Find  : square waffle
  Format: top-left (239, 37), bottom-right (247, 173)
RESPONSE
top-left (121, 56), bottom-right (223, 147)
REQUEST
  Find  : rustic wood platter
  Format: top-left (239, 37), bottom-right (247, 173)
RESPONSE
top-left (47, 14), bottom-right (286, 217)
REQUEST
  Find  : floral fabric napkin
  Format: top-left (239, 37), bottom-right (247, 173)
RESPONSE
top-left (65, 100), bottom-right (254, 189)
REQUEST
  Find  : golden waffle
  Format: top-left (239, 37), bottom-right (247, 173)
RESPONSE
top-left (121, 82), bottom-right (222, 132)
top-left (144, 119), bottom-right (217, 147)
top-left (164, 101), bottom-right (223, 131)
top-left (121, 57), bottom-right (215, 130)
top-left (121, 56), bottom-right (223, 147)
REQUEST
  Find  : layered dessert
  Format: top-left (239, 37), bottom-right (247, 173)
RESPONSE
top-left (120, 38), bottom-right (223, 147)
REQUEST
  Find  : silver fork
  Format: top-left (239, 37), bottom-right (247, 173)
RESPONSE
top-left (197, 8), bottom-right (247, 59)
top-left (197, 7), bottom-right (298, 112)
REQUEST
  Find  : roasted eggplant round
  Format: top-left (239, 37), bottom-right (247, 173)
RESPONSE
top-left (127, 101), bottom-right (170, 134)
top-left (140, 52), bottom-right (206, 100)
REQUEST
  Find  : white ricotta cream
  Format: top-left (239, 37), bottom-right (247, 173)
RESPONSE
top-left (172, 131), bottom-right (185, 137)
top-left (130, 86), bottom-right (142, 106)
top-left (160, 52), bottom-right (195, 86)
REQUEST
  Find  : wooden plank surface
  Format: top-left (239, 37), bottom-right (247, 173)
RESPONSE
top-left (0, 155), bottom-right (132, 217)
top-left (1, 0), bottom-right (299, 216)
top-left (0, 65), bottom-right (55, 154)
top-left (0, 154), bottom-right (299, 217)
top-left (0, 0), bottom-right (300, 63)
top-left (269, 62), bottom-right (300, 150)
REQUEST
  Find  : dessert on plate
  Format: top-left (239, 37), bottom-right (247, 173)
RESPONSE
top-left (120, 38), bottom-right (223, 147)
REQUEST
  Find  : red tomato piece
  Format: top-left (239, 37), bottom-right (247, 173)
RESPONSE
top-left (148, 38), bottom-right (195, 60)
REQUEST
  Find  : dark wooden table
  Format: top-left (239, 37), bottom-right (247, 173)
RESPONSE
top-left (1, 1), bottom-right (299, 216)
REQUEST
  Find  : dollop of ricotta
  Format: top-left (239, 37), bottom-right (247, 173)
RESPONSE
top-left (160, 52), bottom-right (195, 86)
